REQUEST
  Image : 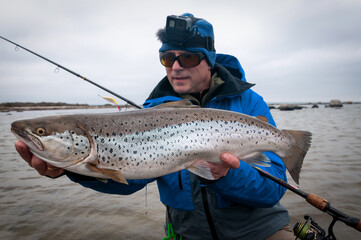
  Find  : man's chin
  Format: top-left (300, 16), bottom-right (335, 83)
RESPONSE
top-left (172, 85), bottom-right (191, 94)
top-left (174, 88), bottom-right (191, 94)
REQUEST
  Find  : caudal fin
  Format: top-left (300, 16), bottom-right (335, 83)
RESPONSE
top-left (281, 130), bottom-right (312, 184)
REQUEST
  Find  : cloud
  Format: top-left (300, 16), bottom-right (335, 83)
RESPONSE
top-left (1, 0), bottom-right (360, 104)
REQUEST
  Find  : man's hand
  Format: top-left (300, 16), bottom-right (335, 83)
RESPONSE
top-left (14, 140), bottom-right (65, 178)
top-left (194, 153), bottom-right (241, 180)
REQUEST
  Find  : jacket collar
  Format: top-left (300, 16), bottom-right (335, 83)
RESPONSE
top-left (145, 63), bottom-right (254, 106)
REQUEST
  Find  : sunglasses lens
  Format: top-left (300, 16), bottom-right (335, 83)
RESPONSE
top-left (178, 54), bottom-right (201, 68)
top-left (160, 53), bottom-right (204, 68)
top-left (160, 54), bottom-right (175, 67)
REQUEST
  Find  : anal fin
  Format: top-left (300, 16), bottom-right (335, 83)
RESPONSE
top-left (240, 152), bottom-right (271, 167)
top-left (187, 160), bottom-right (215, 180)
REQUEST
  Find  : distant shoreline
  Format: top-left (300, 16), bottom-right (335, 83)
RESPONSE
top-left (0, 101), bottom-right (358, 112)
top-left (0, 102), bottom-right (135, 112)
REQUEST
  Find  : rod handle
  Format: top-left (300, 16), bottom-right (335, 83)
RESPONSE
top-left (306, 193), bottom-right (329, 211)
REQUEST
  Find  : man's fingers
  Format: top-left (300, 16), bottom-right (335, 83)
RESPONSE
top-left (14, 141), bottom-right (65, 178)
top-left (14, 141), bottom-right (33, 164)
top-left (220, 153), bottom-right (240, 169)
top-left (33, 159), bottom-right (65, 177)
top-left (45, 167), bottom-right (65, 178)
top-left (31, 157), bottom-right (48, 175)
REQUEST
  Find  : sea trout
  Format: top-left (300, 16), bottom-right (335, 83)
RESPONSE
top-left (11, 101), bottom-right (312, 184)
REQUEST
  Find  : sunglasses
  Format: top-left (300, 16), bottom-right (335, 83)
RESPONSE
top-left (160, 52), bottom-right (206, 68)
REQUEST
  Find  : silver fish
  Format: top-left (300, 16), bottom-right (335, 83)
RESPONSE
top-left (11, 101), bottom-right (312, 184)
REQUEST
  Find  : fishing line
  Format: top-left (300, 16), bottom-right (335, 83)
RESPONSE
top-left (144, 184), bottom-right (150, 217)
top-left (0, 35), bottom-right (142, 109)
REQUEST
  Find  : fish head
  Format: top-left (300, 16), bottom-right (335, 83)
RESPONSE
top-left (11, 116), bottom-right (91, 168)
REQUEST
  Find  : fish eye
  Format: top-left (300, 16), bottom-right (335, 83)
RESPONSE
top-left (36, 127), bottom-right (46, 136)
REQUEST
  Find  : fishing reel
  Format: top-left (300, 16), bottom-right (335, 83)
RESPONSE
top-left (294, 215), bottom-right (326, 240)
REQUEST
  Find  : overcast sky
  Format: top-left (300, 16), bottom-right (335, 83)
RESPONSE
top-left (1, 0), bottom-right (360, 105)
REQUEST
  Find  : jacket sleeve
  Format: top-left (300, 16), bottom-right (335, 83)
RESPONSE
top-left (208, 89), bottom-right (287, 207)
top-left (66, 172), bottom-right (155, 195)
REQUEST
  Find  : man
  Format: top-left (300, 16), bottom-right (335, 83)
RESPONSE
top-left (15, 13), bottom-right (294, 239)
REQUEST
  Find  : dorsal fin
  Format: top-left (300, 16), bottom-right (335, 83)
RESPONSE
top-left (255, 115), bottom-right (268, 123)
top-left (154, 100), bottom-right (200, 109)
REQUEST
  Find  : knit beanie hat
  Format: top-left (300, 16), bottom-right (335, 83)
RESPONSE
top-left (157, 13), bottom-right (216, 68)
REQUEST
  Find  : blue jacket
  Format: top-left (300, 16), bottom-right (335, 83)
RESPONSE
top-left (67, 54), bottom-right (289, 239)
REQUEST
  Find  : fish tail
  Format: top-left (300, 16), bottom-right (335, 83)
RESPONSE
top-left (281, 130), bottom-right (312, 184)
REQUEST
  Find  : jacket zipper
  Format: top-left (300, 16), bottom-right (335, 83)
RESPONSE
top-left (178, 171), bottom-right (183, 190)
top-left (201, 186), bottom-right (218, 240)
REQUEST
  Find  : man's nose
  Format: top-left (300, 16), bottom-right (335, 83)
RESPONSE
top-left (172, 59), bottom-right (183, 70)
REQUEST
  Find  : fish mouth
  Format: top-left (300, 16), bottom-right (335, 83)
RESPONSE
top-left (11, 126), bottom-right (44, 151)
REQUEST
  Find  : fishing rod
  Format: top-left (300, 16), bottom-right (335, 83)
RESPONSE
top-left (252, 166), bottom-right (361, 240)
top-left (3, 35), bottom-right (360, 239)
top-left (0, 36), bottom-right (142, 109)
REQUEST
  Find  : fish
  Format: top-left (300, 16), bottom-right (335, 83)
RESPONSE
top-left (11, 100), bottom-right (312, 184)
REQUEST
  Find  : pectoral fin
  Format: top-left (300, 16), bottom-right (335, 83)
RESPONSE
top-left (86, 164), bottom-right (128, 185)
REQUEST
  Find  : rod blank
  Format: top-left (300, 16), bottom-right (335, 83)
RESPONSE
top-left (0, 36), bottom-right (142, 109)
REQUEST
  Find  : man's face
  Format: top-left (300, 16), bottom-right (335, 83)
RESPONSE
top-left (164, 50), bottom-right (211, 94)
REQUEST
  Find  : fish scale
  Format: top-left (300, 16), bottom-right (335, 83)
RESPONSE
top-left (11, 102), bottom-right (312, 184)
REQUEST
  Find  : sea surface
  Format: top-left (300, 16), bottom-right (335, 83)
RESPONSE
top-left (0, 104), bottom-right (360, 239)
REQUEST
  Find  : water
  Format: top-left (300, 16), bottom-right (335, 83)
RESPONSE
top-left (1, 105), bottom-right (360, 239)
top-left (273, 104), bottom-right (361, 239)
